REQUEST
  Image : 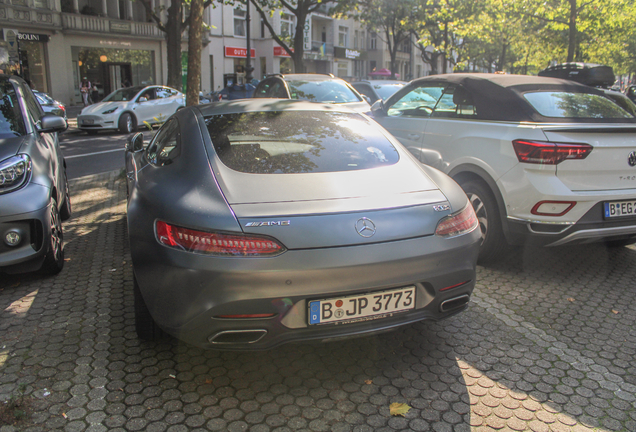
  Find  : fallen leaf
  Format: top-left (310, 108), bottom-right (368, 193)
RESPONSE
top-left (365, 379), bottom-right (373, 385)
top-left (62, 413), bottom-right (68, 419)
top-left (390, 402), bottom-right (411, 416)
top-left (567, 298), bottom-right (575, 302)
top-left (611, 310), bottom-right (619, 314)
top-left (205, 379), bottom-right (213, 384)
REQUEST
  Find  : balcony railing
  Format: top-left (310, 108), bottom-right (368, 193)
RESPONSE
top-left (61, 13), bottom-right (163, 38)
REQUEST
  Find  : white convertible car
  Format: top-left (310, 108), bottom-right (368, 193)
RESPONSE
top-left (77, 85), bottom-right (184, 135)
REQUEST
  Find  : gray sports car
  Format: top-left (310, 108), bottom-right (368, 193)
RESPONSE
top-left (125, 99), bottom-right (481, 350)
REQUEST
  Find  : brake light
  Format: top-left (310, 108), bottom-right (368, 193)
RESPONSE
top-left (531, 201), bottom-right (576, 216)
top-left (156, 221), bottom-right (285, 256)
top-left (512, 140), bottom-right (592, 165)
top-left (59, 105), bottom-right (66, 112)
top-left (435, 204), bottom-right (479, 238)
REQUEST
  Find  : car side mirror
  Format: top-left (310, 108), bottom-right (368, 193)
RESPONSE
top-left (370, 100), bottom-right (385, 117)
top-left (139, 97), bottom-right (148, 103)
top-left (39, 114), bottom-right (68, 133)
top-left (362, 95), bottom-right (372, 105)
top-left (126, 132), bottom-right (144, 152)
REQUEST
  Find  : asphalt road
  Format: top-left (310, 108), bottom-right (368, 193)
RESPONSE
top-left (0, 171), bottom-right (635, 431)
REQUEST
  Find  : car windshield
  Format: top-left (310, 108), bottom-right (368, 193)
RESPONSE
top-left (205, 111), bottom-right (399, 174)
top-left (0, 81), bottom-right (26, 138)
top-left (102, 87), bottom-right (143, 102)
top-left (286, 80), bottom-right (362, 103)
top-left (524, 91), bottom-right (633, 119)
top-left (374, 84), bottom-right (405, 100)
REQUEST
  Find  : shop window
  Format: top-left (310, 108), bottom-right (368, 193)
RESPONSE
top-left (234, 8), bottom-right (246, 37)
top-left (337, 62), bottom-right (348, 78)
top-left (338, 26), bottom-right (348, 48)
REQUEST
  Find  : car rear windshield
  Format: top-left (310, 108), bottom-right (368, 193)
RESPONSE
top-left (287, 80), bottom-right (362, 103)
top-left (0, 81), bottom-right (25, 137)
top-left (523, 91), bottom-right (634, 119)
top-left (205, 111), bottom-right (399, 174)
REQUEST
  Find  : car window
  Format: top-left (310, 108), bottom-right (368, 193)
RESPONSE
top-left (524, 91), bottom-right (633, 119)
top-left (34, 92), bottom-right (55, 105)
top-left (270, 81), bottom-right (288, 98)
top-left (21, 83), bottom-right (44, 125)
top-left (286, 80), bottom-right (361, 103)
top-left (103, 86), bottom-right (144, 102)
top-left (254, 80), bottom-right (273, 98)
top-left (146, 118), bottom-right (180, 166)
top-left (432, 85), bottom-right (477, 118)
top-left (156, 88), bottom-right (170, 99)
top-left (373, 83), bottom-right (404, 100)
top-left (138, 88), bottom-right (156, 101)
top-left (0, 80), bottom-right (26, 137)
top-left (205, 111), bottom-right (399, 174)
top-left (387, 84), bottom-right (444, 117)
top-left (353, 84), bottom-right (376, 102)
top-left (603, 92), bottom-right (636, 117)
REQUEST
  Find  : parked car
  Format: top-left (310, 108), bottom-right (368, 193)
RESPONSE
top-left (212, 83), bottom-right (257, 101)
top-left (370, 73), bottom-right (636, 263)
top-left (124, 98), bottom-right (480, 349)
top-left (77, 85), bottom-right (184, 135)
top-left (0, 74), bottom-right (70, 275)
top-left (351, 80), bottom-right (406, 104)
top-left (626, 85), bottom-right (636, 104)
top-left (253, 74), bottom-right (371, 113)
top-left (34, 90), bottom-right (68, 125)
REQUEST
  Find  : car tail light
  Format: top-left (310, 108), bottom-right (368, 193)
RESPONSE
top-left (435, 204), bottom-right (479, 238)
top-left (531, 201), bottom-right (576, 216)
top-left (156, 221), bottom-right (286, 256)
top-left (59, 104), bottom-right (66, 112)
top-left (512, 140), bottom-right (592, 165)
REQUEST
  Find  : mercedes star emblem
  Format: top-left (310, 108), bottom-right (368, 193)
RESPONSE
top-left (355, 217), bottom-right (376, 238)
top-left (629, 151), bottom-right (636, 167)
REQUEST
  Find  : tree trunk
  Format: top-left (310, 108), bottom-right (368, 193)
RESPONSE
top-left (293, 11), bottom-right (306, 73)
top-left (442, 23), bottom-right (448, 74)
top-left (166, 1), bottom-right (183, 90)
top-left (498, 42), bottom-right (507, 72)
top-left (186, 0), bottom-right (204, 106)
top-left (567, 0), bottom-right (577, 62)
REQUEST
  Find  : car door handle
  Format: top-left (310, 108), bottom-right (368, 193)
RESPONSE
top-left (407, 134), bottom-right (420, 139)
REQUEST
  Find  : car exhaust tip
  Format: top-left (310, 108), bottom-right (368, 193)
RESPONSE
top-left (208, 329), bottom-right (267, 345)
top-left (439, 294), bottom-right (470, 312)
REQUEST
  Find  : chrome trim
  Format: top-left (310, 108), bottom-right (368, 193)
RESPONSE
top-left (527, 224), bottom-right (572, 235)
top-left (439, 295), bottom-right (470, 313)
top-left (546, 225), bottom-right (636, 247)
top-left (208, 329), bottom-right (267, 344)
top-left (507, 215), bottom-right (575, 226)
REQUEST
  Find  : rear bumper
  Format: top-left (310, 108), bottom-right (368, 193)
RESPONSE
top-left (132, 230), bottom-right (481, 350)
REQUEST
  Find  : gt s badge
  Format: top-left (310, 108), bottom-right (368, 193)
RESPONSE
top-left (433, 204), bottom-right (451, 212)
top-left (245, 221), bottom-right (291, 227)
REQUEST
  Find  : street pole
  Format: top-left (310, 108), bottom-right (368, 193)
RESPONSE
top-left (245, 0), bottom-right (254, 83)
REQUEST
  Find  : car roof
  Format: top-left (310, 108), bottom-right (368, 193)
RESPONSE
top-left (274, 74), bottom-right (343, 82)
top-left (403, 73), bottom-right (625, 123)
top-left (355, 80), bottom-right (406, 85)
top-left (196, 98), bottom-right (359, 117)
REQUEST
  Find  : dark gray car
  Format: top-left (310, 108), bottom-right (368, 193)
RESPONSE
top-left (125, 99), bottom-right (480, 350)
top-left (0, 75), bottom-right (70, 275)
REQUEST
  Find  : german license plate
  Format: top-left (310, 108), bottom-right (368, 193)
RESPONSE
top-left (308, 286), bottom-right (415, 325)
top-left (83, 119), bottom-right (94, 124)
top-left (604, 200), bottom-right (636, 218)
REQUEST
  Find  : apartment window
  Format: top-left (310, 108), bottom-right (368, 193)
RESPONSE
top-left (234, 8), bottom-right (246, 37)
top-left (338, 26), bottom-right (348, 48)
top-left (370, 60), bottom-right (377, 72)
top-left (354, 30), bottom-right (359, 49)
top-left (370, 33), bottom-right (377, 50)
top-left (281, 13), bottom-right (295, 38)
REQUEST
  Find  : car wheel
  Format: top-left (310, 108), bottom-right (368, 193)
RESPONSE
top-left (86, 130), bottom-right (98, 136)
top-left (134, 275), bottom-right (163, 341)
top-left (461, 180), bottom-right (507, 264)
top-left (60, 171), bottom-right (72, 221)
top-left (41, 198), bottom-right (64, 275)
top-left (119, 113), bottom-right (135, 134)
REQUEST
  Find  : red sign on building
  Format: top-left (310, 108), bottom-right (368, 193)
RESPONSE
top-left (224, 46), bottom-right (256, 58)
top-left (273, 46), bottom-right (293, 57)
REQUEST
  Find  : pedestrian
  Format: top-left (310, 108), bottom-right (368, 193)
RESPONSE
top-left (80, 77), bottom-right (92, 106)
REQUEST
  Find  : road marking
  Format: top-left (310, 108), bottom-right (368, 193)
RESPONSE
top-left (65, 148), bottom-right (125, 159)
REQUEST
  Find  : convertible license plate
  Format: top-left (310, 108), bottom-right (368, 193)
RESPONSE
top-left (604, 200), bottom-right (636, 218)
top-left (82, 119), bottom-right (94, 125)
top-left (308, 286), bottom-right (415, 325)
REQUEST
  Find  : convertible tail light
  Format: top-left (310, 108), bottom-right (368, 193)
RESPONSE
top-left (512, 140), bottom-right (592, 165)
top-left (155, 220), bottom-right (286, 256)
top-left (435, 204), bottom-right (479, 238)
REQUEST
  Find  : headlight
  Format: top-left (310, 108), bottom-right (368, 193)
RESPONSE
top-left (0, 155), bottom-right (31, 194)
top-left (102, 107), bottom-right (118, 114)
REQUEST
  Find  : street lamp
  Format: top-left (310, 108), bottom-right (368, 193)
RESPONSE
top-left (245, 0), bottom-right (254, 83)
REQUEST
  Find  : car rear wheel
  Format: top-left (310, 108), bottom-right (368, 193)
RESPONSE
top-left (461, 180), bottom-right (507, 264)
top-left (134, 275), bottom-right (163, 341)
top-left (41, 198), bottom-right (64, 275)
top-left (60, 171), bottom-right (72, 221)
top-left (119, 113), bottom-right (135, 134)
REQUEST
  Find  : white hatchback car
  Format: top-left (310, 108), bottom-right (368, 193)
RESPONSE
top-left (77, 85), bottom-right (184, 135)
top-left (370, 73), bottom-right (636, 263)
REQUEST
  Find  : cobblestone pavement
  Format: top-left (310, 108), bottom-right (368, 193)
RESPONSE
top-left (1, 171), bottom-right (635, 432)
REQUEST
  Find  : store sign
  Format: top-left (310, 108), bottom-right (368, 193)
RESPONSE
top-left (333, 47), bottom-right (367, 61)
top-left (225, 46), bottom-right (255, 58)
top-left (273, 46), bottom-right (293, 57)
top-left (303, 18), bottom-right (311, 51)
top-left (17, 33), bottom-right (50, 42)
top-left (3, 29), bottom-right (19, 60)
top-left (110, 21), bottom-right (132, 34)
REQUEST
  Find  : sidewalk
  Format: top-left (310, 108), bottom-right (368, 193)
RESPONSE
top-left (64, 105), bottom-right (83, 134)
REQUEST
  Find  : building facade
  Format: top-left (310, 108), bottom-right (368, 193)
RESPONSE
top-left (0, 0), bottom-right (442, 106)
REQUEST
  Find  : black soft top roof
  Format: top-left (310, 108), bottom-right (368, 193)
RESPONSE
top-left (403, 73), bottom-right (633, 123)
